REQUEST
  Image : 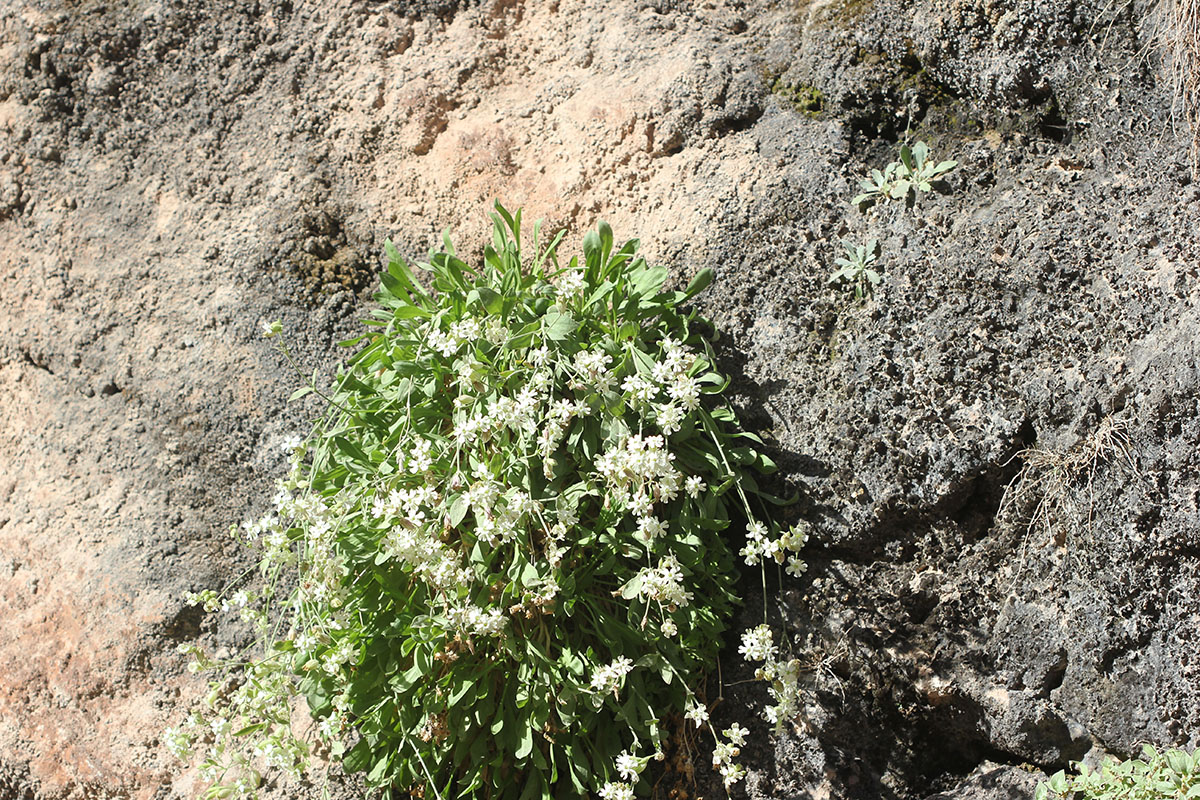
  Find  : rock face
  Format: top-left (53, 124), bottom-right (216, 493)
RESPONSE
top-left (0, 0), bottom-right (1196, 798)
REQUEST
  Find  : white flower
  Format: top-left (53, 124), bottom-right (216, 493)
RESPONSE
top-left (761, 536), bottom-right (783, 562)
top-left (631, 555), bottom-right (691, 608)
top-left (660, 618), bottom-right (678, 638)
top-left (261, 319), bottom-right (282, 338)
top-left (684, 700), bottom-right (709, 727)
top-left (570, 349), bottom-right (614, 392)
top-left (615, 751), bottom-right (648, 781)
top-left (685, 475), bottom-right (706, 498)
top-left (739, 624), bottom-right (776, 662)
top-left (485, 317), bottom-right (508, 346)
top-left (636, 515), bottom-right (668, 542)
top-left (780, 523), bottom-right (809, 552)
top-left (712, 740), bottom-right (739, 766)
top-left (446, 604), bottom-right (507, 638)
top-left (723, 722), bottom-right (748, 747)
top-left (655, 403), bottom-right (684, 435)
top-left (162, 726), bottom-right (192, 760)
top-left (599, 782), bottom-right (635, 800)
top-left (786, 556), bottom-right (807, 577)
top-left (622, 374), bottom-right (657, 404)
top-left (629, 492), bottom-right (653, 517)
top-left (590, 656), bottom-right (634, 695)
top-left (668, 376), bottom-right (700, 410)
top-left (720, 761), bottom-right (746, 789)
top-left (557, 270), bottom-right (585, 297)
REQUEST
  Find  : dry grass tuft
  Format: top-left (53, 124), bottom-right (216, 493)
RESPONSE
top-left (1157, 0), bottom-right (1200, 173)
top-left (999, 416), bottom-right (1139, 547)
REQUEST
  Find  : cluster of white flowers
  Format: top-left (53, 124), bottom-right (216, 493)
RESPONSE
top-left (381, 524), bottom-right (472, 591)
top-left (556, 269), bottom-right (586, 297)
top-left (622, 373), bottom-right (658, 404)
top-left (598, 781), bottom-right (635, 800)
top-left (589, 656), bottom-right (634, 696)
top-left (371, 484), bottom-right (438, 524)
top-left (759, 655), bottom-right (805, 730)
top-left (473, 486), bottom-right (543, 547)
top-left (486, 384), bottom-right (544, 435)
top-left (237, 502), bottom-right (293, 570)
top-left (596, 434), bottom-right (683, 531)
top-left (632, 554), bottom-right (693, 610)
top-left (321, 640), bottom-right (358, 675)
top-left (537, 397), bottom-right (589, 473)
top-left (569, 348), bottom-right (615, 393)
top-left (712, 723), bottom-right (749, 788)
top-left (659, 338), bottom-right (701, 405)
top-left (399, 437), bottom-right (435, 474)
top-left (740, 520), bottom-right (809, 575)
top-left (445, 603), bottom-right (507, 638)
top-left (426, 316), bottom-right (481, 357)
top-left (162, 723), bottom-right (194, 760)
top-left (739, 624), bottom-right (777, 662)
top-left (738, 623), bottom-right (807, 730)
top-left (169, 656), bottom-right (309, 797)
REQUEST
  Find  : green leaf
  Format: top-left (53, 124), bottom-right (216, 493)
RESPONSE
top-left (289, 386), bottom-right (313, 402)
top-left (384, 240), bottom-right (430, 302)
top-left (515, 724), bottom-right (535, 760)
top-left (618, 574), bottom-right (644, 600)
top-left (473, 286), bottom-right (504, 315)
top-left (393, 304), bottom-right (432, 320)
top-left (448, 493), bottom-right (469, 528)
top-left (583, 229), bottom-right (602, 273)
top-left (629, 264), bottom-right (668, 297)
top-left (542, 310), bottom-right (576, 341)
top-left (367, 753), bottom-right (391, 783)
top-left (343, 738), bottom-right (374, 773)
top-left (334, 436), bottom-right (370, 465)
top-left (683, 267), bottom-right (714, 299)
top-left (584, 280), bottom-right (614, 309)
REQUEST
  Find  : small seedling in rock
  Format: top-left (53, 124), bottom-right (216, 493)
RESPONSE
top-left (828, 239), bottom-right (882, 299)
top-left (852, 141), bottom-right (957, 207)
top-left (900, 140), bottom-right (958, 192)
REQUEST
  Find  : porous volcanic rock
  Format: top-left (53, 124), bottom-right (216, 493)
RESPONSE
top-left (0, 0), bottom-right (1196, 798)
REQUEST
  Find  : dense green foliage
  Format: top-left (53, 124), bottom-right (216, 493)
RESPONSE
top-left (168, 205), bottom-right (801, 799)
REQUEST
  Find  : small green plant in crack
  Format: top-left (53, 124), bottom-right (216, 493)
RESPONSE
top-left (1038, 744), bottom-right (1200, 800)
top-left (852, 141), bottom-right (958, 207)
top-left (766, 74), bottom-right (824, 117)
top-left (828, 238), bottom-right (882, 299)
top-left (165, 203), bottom-right (808, 800)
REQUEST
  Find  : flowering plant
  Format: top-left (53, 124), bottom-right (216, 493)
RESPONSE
top-left (167, 205), bottom-right (804, 799)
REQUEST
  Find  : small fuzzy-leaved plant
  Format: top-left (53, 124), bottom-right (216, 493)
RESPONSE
top-left (167, 204), bottom-right (807, 799)
top-left (1038, 745), bottom-right (1200, 800)
top-left (851, 140), bottom-right (957, 207)
top-left (827, 239), bottom-right (883, 299)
